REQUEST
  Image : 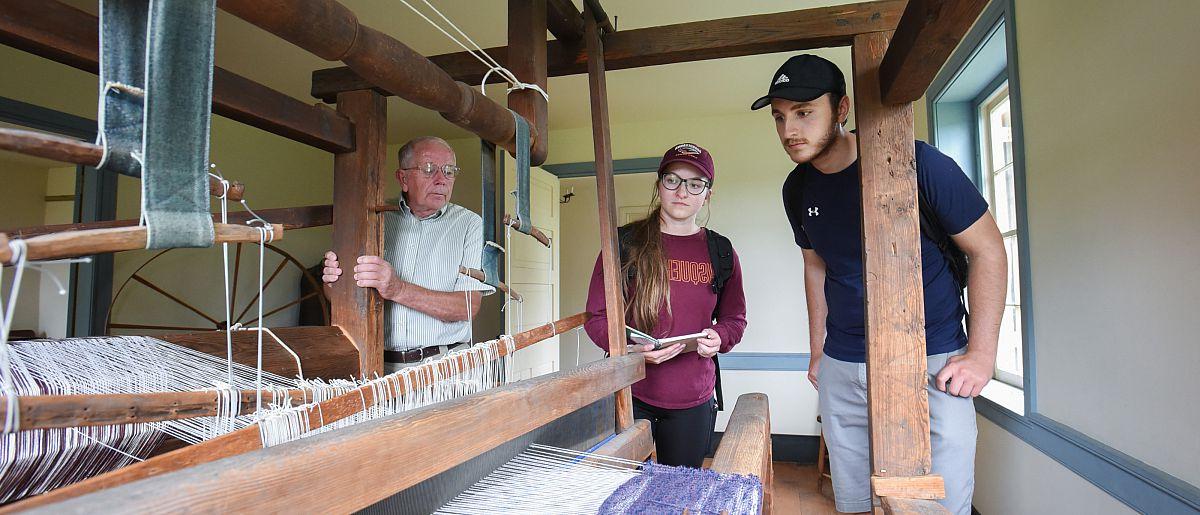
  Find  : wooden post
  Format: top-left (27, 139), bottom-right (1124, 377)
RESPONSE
top-left (508, 0), bottom-right (549, 165)
top-left (584, 5), bottom-right (633, 432)
top-left (331, 90), bottom-right (387, 378)
top-left (852, 30), bottom-right (946, 505)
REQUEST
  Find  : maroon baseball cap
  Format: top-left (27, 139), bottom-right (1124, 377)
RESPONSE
top-left (657, 143), bottom-right (715, 183)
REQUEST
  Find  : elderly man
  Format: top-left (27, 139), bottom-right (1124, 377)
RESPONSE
top-left (322, 136), bottom-right (493, 373)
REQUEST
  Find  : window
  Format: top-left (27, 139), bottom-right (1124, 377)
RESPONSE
top-left (928, 7), bottom-right (1030, 414)
top-left (978, 84), bottom-right (1023, 387)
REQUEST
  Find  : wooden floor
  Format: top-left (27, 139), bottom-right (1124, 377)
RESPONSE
top-left (772, 461), bottom-right (840, 514)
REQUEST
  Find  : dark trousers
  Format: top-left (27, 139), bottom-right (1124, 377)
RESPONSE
top-left (633, 397), bottom-right (717, 468)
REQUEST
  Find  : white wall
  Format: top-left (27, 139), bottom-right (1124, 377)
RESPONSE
top-left (974, 417), bottom-right (1135, 515)
top-left (0, 160), bottom-right (48, 335)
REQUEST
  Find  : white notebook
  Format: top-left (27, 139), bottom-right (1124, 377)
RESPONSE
top-left (625, 327), bottom-right (706, 354)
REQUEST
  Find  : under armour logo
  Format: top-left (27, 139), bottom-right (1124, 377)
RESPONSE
top-left (808, 207), bottom-right (820, 216)
top-left (774, 74), bottom-right (790, 85)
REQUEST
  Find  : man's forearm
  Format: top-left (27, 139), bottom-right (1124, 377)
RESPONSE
top-left (965, 250), bottom-right (1006, 359)
top-left (387, 281), bottom-right (478, 323)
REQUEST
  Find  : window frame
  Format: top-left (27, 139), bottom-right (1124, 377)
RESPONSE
top-left (926, 1), bottom-right (1035, 413)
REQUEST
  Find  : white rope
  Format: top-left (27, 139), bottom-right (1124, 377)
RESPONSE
top-left (435, 444), bottom-right (643, 514)
top-left (1, 239), bottom-right (29, 434)
top-left (396, 0), bottom-right (549, 102)
top-left (210, 167), bottom-right (236, 387)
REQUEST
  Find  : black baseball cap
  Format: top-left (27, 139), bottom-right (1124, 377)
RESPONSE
top-left (750, 54), bottom-right (846, 110)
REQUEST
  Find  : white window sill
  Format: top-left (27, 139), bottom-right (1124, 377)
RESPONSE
top-left (980, 379), bottom-right (1024, 415)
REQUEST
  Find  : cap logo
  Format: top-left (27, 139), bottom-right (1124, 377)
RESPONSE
top-left (774, 74), bottom-right (790, 85)
top-left (673, 143), bottom-right (702, 156)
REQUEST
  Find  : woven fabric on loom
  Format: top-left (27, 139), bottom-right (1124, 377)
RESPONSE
top-left (599, 462), bottom-right (763, 515)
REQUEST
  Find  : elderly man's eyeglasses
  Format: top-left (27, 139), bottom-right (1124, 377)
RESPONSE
top-left (660, 172), bottom-right (711, 195)
top-left (403, 162), bottom-right (461, 179)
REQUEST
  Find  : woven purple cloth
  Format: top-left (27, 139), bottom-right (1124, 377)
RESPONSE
top-left (599, 462), bottom-right (763, 514)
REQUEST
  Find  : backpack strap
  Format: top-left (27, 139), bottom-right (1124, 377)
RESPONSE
top-left (703, 228), bottom-right (735, 412)
top-left (704, 228), bottom-right (735, 296)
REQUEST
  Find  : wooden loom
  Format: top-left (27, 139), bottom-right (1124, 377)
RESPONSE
top-left (0, 0), bottom-right (990, 512)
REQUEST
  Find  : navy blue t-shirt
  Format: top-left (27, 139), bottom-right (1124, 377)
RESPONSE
top-left (782, 141), bottom-right (988, 363)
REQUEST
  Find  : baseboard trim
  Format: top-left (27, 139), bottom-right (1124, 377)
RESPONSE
top-left (977, 398), bottom-right (1200, 514)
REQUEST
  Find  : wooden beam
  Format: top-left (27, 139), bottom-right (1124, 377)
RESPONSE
top-left (219, 0), bottom-right (530, 155)
top-left (0, 128), bottom-right (245, 201)
top-left (0, 223), bottom-right (282, 265)
top-left (851, 31), bottom-right (936, 483)
top-left (160, 325), bottom-right (358, 380)
top-left (879, 0), bottom-right (989, 104)
top-left (591, 418), bottom-right (653, 464)
top-left (584, 5), bottom-right (633, 433)
top-left (872, 475), bottom-right (947, 500)
top-left (3, 314), bottom-right (590, 511)
top-left (546, 0), bottom-right (584, 43)
top-left (2, 204), bottom-right (332, 239)
top-left (310, 0), bottom-right (905, 101)
top-left (710, 392), bottom-right (773, 513)
top-left (25, 353), bottom-right (643, 513)
top-left (880, 497), bottom-right (951, 514)
top-left (0, 390), bottom-right (303, 431)
top-left (508, 0), bottom-right (550, 165)
top-left (582, 0), bottom-right (614, 34)
top-left (0, 0), bottom-right (355, 153)
top-left (330, 90), bottom-right (387, 378)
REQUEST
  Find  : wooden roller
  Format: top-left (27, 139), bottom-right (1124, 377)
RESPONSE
top-left (0, 223), bottom-right (283, 265)
top-left (459, 266), bottom-right (523, 302)
top-left (502, 213), bottom-right (551, 248)
top-left (0, 127), bottom-right (245, 200)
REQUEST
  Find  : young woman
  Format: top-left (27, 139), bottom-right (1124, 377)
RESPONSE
top-left (583, 142), bottom-right (748, 468)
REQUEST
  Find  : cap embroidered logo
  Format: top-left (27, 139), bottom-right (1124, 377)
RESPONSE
top-left (673, 143), bottom-right (702, 156)
top-left (774, 74), bottom-right (790, 85)
top-left (808, 207), bottom-right (820, 217)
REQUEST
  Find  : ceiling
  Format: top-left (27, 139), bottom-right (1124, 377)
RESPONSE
top-left (60, 1), bottom-right (857, 154)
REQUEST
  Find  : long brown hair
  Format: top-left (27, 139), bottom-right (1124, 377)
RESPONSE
top-left (623, 184), bottom-right (671, 334)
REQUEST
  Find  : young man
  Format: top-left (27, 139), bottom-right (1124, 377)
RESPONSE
top-left (752, 54), bottom-right (1007, 514)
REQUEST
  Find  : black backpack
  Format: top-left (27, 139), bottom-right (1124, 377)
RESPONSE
top-left (617, 223), bottom-right (735, 411)
top-left (794, 166), bottom-right (970, 296)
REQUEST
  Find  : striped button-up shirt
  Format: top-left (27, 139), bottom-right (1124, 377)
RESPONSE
top-left (382, 197), bottom-right (492, 351)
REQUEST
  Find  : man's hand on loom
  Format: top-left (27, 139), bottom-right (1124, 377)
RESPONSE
top-left (321, 251), bottom-right (342, 284)
top-left (353, 255), bottom-right (404, 300)
top-left (642, 342), bottom-right (685, 364)
top-left (696, 328), bottom-right (721, 358)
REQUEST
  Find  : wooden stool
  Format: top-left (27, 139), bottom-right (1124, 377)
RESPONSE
top-left (816, 414), bottom-right (832, 496)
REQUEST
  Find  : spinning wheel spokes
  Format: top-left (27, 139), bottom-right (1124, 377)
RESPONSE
top-left (106, 242), bottom-right (329, 335)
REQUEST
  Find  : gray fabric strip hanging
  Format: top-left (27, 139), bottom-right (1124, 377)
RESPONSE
top-left (96, 0), bottom-right (217, 249)
top-left (510, 111), bottom-right (533, 234)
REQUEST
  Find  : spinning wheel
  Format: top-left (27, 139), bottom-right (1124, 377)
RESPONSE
top-left (106, 242), bottom-right (328, 335)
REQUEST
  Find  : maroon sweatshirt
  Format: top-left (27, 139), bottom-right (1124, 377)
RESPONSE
top-left (584, 229), bottom-right (748, 409)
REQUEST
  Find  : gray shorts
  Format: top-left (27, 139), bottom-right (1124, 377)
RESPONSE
top-left (818, 349), bottom-right (977, 514)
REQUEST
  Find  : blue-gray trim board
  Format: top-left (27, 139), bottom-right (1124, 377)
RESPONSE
top-left (719, 352), bottom-right (809, 372)
top-left (542, 157), bottom-right (660, 178)
top-left (977, 398), bottom-right (1200, 513)
top-left (0, 96), bottom-right (95, 140)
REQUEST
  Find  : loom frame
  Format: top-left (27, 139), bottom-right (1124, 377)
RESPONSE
top-left (0, 0), bottom-right (991, 512)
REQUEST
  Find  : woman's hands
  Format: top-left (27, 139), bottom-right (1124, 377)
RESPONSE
top-left (696, 328), bottom-right (721, 358)
top-left (640, 342), bottom-right (685, 364)
top-left (639, 328), bottom-right (723, 364)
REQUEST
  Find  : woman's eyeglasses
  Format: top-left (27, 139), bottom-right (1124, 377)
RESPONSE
top-left (660, 172), bottom-right (711, 195)
top-left (403, 162), bottom-right (462, 179)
